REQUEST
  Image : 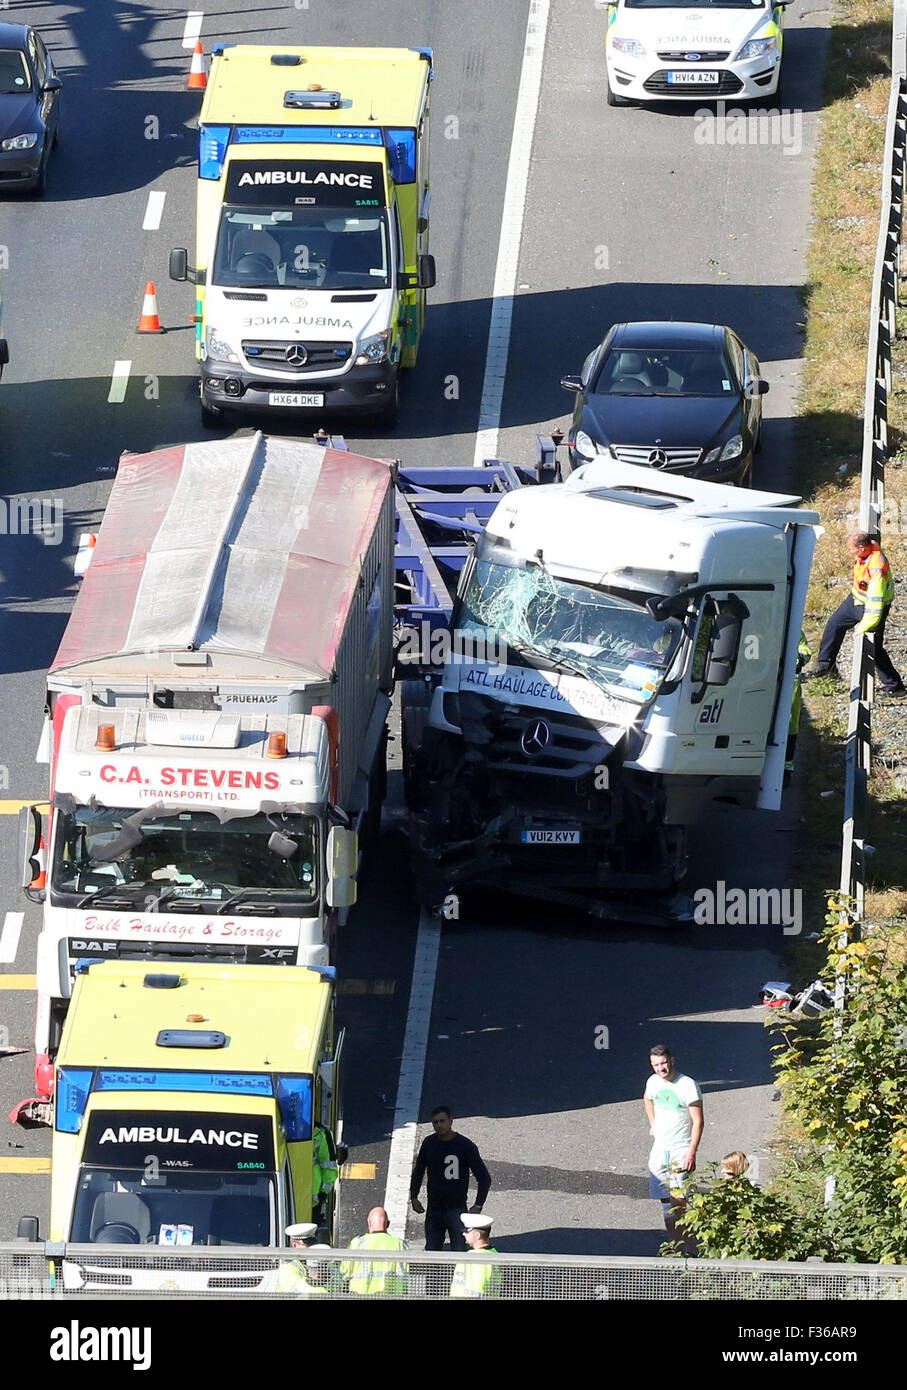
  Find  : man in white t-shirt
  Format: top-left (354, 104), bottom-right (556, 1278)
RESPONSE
top-left (643, 1044), bottom-right (703, 1253)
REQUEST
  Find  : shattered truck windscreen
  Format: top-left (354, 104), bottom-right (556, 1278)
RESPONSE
top-left (51, 806), bottom-right (318, 911)
top-left (458, 546), bottom-right (683, 701)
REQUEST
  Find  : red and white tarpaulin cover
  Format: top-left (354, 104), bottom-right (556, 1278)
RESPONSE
top-left (51, 433), bottom-right (393, 684)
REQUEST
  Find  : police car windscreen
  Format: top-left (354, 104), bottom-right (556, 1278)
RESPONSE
top-left (213, 205), bottom-right (391, 291)
top-left (52, 806), bottom-right (319, 910)
top-left (71, 1110), bottom-right (277, 1247)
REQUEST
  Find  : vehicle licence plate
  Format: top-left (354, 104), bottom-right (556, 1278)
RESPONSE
top-left (268, 392), bottom-right (324, 407)
top-left (521, 829), bottom-right (582, 845)
top-left (667, 70), bottom-right (720, 84)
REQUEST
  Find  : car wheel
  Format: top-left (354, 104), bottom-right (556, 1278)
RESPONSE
top-left (374, 375), bottom-right (400, 429)
top-left (32, 156), bottom-right (47, 198)
top-left (606, 76), bottom-right (631, 107)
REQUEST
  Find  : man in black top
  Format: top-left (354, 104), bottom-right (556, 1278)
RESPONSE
top-left (409, 1105), bottom-right (492, 1251)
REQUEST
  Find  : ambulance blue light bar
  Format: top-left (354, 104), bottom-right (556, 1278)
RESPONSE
top-left (199, 124), bottom-right (231, 180)
top-left (232, 126), bottom-right (384, 145)
top-left (385, 129), bottom-right (416, 184)
top-left (56, 1068), bottom-right (93, 1133)
top-left (94, 1070), bottom-right (273, 1096)
top-left (276, 1076), bottom-right (313, 1142)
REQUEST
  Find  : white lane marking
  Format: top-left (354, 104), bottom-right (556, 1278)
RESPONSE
top-left (182, 12), bottom-right (204, 48)
top-left (382, 909), bottom-right (442, 1238)
top-left (472, 0), bottom-right (552, 468)
top-left (0, 912), bottom-right (24, 965)
top-left (142, 190), bottom-right (166, 231)
top-left (108, 361), bottom-right (132, 403)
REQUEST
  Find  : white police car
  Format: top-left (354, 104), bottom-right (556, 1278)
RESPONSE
top-left (605, 0), bottom-right (790, 106)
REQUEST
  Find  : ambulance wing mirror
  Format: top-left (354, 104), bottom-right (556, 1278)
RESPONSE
top-left (326, 826), bottom-right (358, 909)
top-left (401, 254), bottom-right (437, 291)
top-left (169, 248), bottom-right (188, 282)
top-left (18, 805), bottom-right (43, 893)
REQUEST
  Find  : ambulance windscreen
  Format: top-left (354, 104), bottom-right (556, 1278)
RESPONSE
top-left (213, 207), bottom-right (391, 291)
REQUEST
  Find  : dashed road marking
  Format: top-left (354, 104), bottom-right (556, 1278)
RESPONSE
top-left (338, 979), bottom-right (396, 995)
top-left (0, 975), bottom-right (36, 991)
top-left (341, 1163), bottom-right (377, 1180)
top-left (0, 1158), bottom-right (51, 1174)
top-left (182, 12), bottom-right (204, 48)
top-left (108, 361), bottom-right (132, 404)
top-left (0, 913), bottom-right (24, 965)
top-left (143, 190), bottom-right (166, 231)
top-left (0, 800), bottom-right (46, 815)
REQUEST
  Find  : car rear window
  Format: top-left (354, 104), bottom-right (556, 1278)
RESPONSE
top-left (0, 50), bottom-right (31, 96)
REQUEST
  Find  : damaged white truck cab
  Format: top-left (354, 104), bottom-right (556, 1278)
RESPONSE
top-left (408, 460), bottom-right (820, 921)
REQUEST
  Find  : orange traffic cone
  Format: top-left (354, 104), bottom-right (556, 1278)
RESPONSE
top-left (187, 41), bottom-right (207, 91)
top-left (137, 281), bottom-right (164, 334)
top-left (29, 836), bottom-right (46, 892)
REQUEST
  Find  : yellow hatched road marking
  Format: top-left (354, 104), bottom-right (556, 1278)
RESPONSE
top-left (0, 975), bottom-right (36, 990)
top-left (337, 979), bottom-right (395, 995)
top-left (0, 1158), bottom-right (51, 1174)
top-left (341, 1163), bottom-right (377, 1180)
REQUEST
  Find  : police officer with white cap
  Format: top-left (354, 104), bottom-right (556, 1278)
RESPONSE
top-left (278, 1222), bottom-right (331, 1295)
top-left (449, 1214), bottom-right (503, 1299)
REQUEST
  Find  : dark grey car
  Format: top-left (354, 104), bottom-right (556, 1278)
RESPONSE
top-left (0, 23), bottom-right (62, 196)
top-left (561, 321), bottom-right (769, 487)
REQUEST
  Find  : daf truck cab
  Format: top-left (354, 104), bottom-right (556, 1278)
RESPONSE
top-left (171, 45), bottom-right (435, 427)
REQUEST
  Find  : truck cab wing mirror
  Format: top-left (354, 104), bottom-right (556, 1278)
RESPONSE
top-left (326, 826), bottom-right (359, 909)
top-left (704, 611), bottom-right (744, 686)
top-left (18, 804), bottom-right (44, 894)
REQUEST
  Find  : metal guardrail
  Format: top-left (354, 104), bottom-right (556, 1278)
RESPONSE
top-left (0, 1244), bottom-right (905, 1300)
top-left (835, 0), bottom-right (907, 1011)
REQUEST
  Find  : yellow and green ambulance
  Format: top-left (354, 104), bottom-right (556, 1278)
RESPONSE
top-left (170, 44), bottom-right (434, 427)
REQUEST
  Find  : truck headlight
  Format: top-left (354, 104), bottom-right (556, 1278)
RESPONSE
top-left (205, 329), bottom-right (239, 364)
top-left (736, 36), bottom-right (777, 59)
top-left (612, 36), bottom-right (648, 58)
top-left (2, 132), bottom-right (38, 151)
top-left (573, 430), bottom-right (604, 460)
top-left (355, 331), bottom-right (390, 366)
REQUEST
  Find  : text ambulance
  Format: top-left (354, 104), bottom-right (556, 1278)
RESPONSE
top-left (170, 45), bottom-right (435, 426)
top-left (21, 961), bottom-right (343, 1291)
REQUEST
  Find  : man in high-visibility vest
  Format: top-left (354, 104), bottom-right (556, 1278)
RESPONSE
top-left (312, 1122), bottom-right (339, 1222)
top-left (784, 631), bottom-right (811, 785)
top-left (277, 1222), bottom-right (331, 1296)
top-left (449, 1214), bottom-right (503, 1299)
top-left (806, 531), bottom-right (905, 696)
top-left (340, 1206), bottom-right (408, 1297)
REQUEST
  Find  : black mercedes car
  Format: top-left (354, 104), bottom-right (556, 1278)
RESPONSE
top-left (560, 321), bottom-right (769, 486)
top-left (0, 23), bottom-right (62, 196)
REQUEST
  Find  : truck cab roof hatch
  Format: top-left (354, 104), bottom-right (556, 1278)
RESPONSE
top-left (156, 1029), bottom-right (227, 1049)
top-left (285, 89), bottom-right (342, 109)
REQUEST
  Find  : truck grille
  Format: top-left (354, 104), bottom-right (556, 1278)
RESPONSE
top-left (644, 70), bottom-right (743, 96)
top-left (611, 444), bottom-right (702, 470)
top-left (656, 49), bottom-right (730, 61)
top-left (487, 708), bottom-right (617, 781)
top-left (241, 339), bottom-right (353, 372)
